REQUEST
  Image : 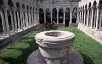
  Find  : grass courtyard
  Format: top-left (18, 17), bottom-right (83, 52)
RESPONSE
top-left (0, 26), bottom-right (102, 64)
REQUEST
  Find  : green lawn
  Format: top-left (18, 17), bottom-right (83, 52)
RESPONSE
top-left (0, 26), bottom-right (102, 64)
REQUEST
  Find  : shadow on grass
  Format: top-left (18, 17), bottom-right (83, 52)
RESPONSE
top-left (81, 53), bottom-right (94, 64)
top-left (1, 37), bottom-right (38, 64)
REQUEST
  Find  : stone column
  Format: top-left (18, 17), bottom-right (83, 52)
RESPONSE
top-left (76, 8), bottom-right (79, 24)
top-left (25, 11), bottom-right (29, 28)
top-left (86, 9), bottom-right (89, 26)
top-left (91, 8), bottom-right (94, 28)
top-left (57, 9), bottom-right (59, 24)
top-left (83, 10), bottom-right (87, 25)
top-left (27, 11), bottom-right (29, 27)
top-left (0, 10), bottom-right (6, 36)
top-left (13, 10), bottom-right (18, 32)
top-left (44, 10), bottom-right (46, 23)
top-left (70, 10), bottom-right (72, 25)
top-left (99, 10), bottom-right (102, 29)
top-left (96, 7), bottom-right (99, 29)
top-left (20, 10), bottom-right (24, 30)
top-left (17, 11), bottom-right (20, 30)
top-left (4, 9), bottom-right (10, 35)
top-left (29, 12), bottom-right (31, 27)
top-left (63, 9), bottom-right (65, 25)
top-left (31, 12), bottom-right (34, 25)
top-left (22, 11), bottom-right (26, 29)
top-left (51, 9), bottom-right (52, 23)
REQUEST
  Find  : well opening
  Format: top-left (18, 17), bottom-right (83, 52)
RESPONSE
top-left (45, 32), bottom-right (62, 37)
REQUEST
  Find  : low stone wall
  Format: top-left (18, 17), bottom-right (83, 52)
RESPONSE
top-left (0, 25), bottom-right (38, 50)
top-left (78, 23), bottom-right (102, 44)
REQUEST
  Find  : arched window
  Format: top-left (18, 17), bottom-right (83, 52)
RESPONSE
top-left (8, 0), bottom-right (13, 7)
top-left (39, 8), bottom-right (44, 24)
top-left (72, 7), bottom-right (77, 23)
top-left (16, 2), bottom-right (20, 8)
top-left (59, 8), bottom-right (64, 23)
top-left (46, 8), bottom-right (51, 23)
top-left (52, 8), bottom-right (57, 23)
top-left (7, 10), bottom-right (12, 30)
top-left (22, 4), bottom-right (25, 9)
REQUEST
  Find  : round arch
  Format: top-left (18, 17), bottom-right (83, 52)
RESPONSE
top-left (72, 7), bottom-right (77, 24)
top-left (16, 2), bottom-right (20, 8)
top-left (39, 8), bottom-right (44, 24)
top-left (58, 8), bottom-right (64, 23)
top-left (22, 4), bottom-right (25, 9)
top-left (8, 0), bottom-right (14, 7)
top-left (52, 8), bottom-right (57, 23)
top-left (7, 10), bottom-right (12, 30)
top-left (46, 8), bottom-right (51, 23)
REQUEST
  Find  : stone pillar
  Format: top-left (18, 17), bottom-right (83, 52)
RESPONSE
top-left (81, 10), bottom-right (83, 24)
top-left (99, 10), bottom-right (102, 29)
top-left (17, 11), bottom-right (20, 30)
top-left (29, 12), bottom-right (31, 27)
top-left (86, 9), bottom-right (89, 26)
top-left (77, 8), bottom-right (79, 24)
top-left (96, 7), bottom-right (99, 29)
top-left (57, 9), bottom-right (59, 24)
top-left (84, 10), bottom-right (86, 25)
top-left (19, 10), bottom-right (23, 30)
top-left (0, 10), bottom-right (6, 36)
top-left (22, 12), bottom-right (25, 28)
top-left (51, 9), bottom-right (52, 23)
top-left (70, 10), bottom-right (72, 25)
top-left (25, 12), bottom-right (29, 28)
top-left (63, 9), bottom-right (65, 25)
top-left (44, 10), bottom-right (46, 23)
top-left (4, 9), bottom-right (10, 35)
top-left (91, 8), bottom-right (94, 28)
top-left (31, 11), bottom-right (34, 25)
top-left (13, 10), bottom-right (18, 32)
top-left (27, 12), bottom-right (29, 27)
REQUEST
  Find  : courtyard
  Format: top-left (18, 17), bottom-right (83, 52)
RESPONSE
top-left (0, 26), bottom-right (102, 64)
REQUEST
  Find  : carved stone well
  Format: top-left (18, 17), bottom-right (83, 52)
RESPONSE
top-left (27, 30), bottom-right (83, 64)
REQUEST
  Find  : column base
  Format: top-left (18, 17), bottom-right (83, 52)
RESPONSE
top-left (27, 49), bottom-right (83, 64)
